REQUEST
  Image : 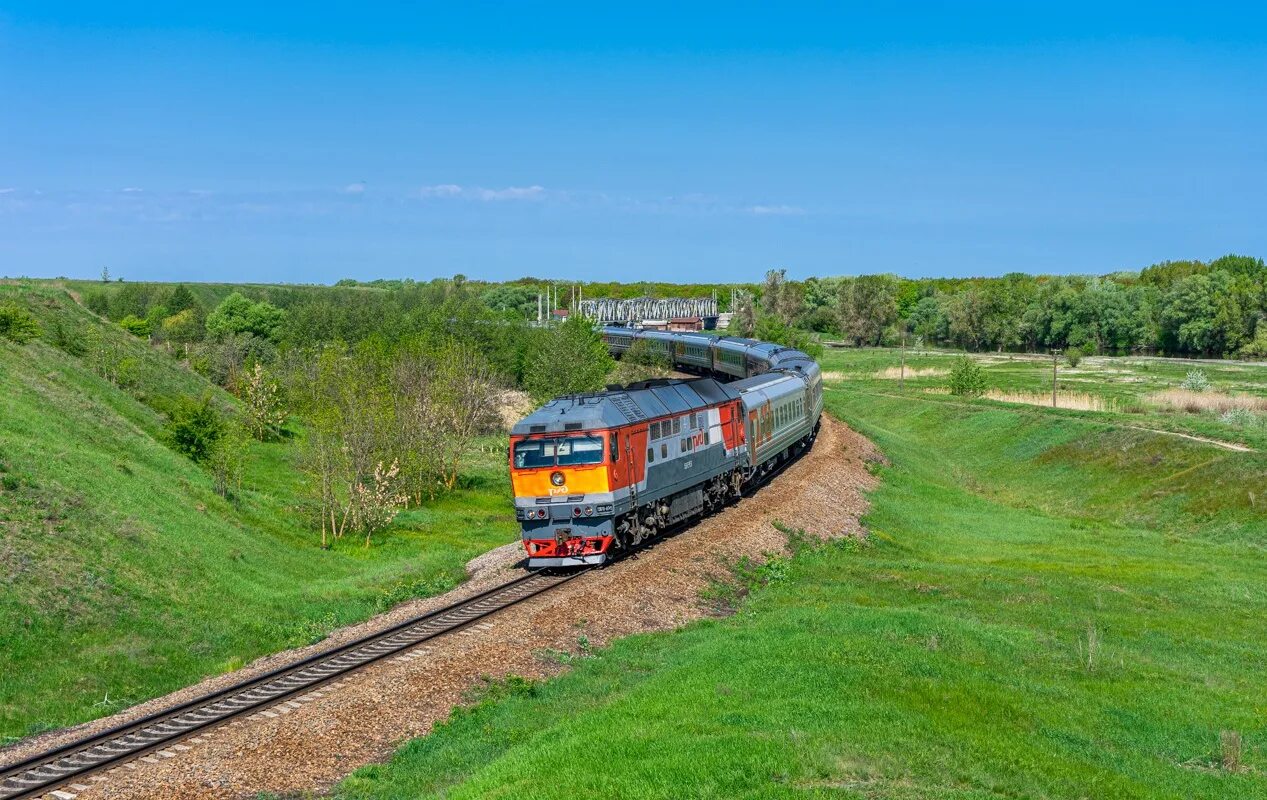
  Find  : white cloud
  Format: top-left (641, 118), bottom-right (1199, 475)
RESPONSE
top-left (419, 183), bottom-right (464, 198)
top-left (419, 183), bottom-right (547, 201)
top-left (747, 204), bottom-right (805, 216)
top-left (121, 187), bottom-right (144, 193)
top-left (343, 181), bottom-right (366, 194)
top-left (0, 188), bottom-right (15, 194)
top-left (475, 185), bottom-right (545, 201)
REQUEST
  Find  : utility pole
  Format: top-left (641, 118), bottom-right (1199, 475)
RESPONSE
top-left (1052, 349), bottom-right (1062, 408)
top-left (900, 329), bottom-right (907, 392)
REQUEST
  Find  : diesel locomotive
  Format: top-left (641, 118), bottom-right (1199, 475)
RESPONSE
top-left (509, 326), bottom-right (823, 568)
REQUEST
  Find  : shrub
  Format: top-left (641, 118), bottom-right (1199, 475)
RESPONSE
top-left (0, 303), bottom-right (41, 344)
top-left (118, 314), bottom-right (151, 338)
top-left (164, 394), bottom-right (225, 462)
top-left (1219, 408), bottom-right (1259, 428)
top-left (49, 320), bottom-right (87, 356)
top-left (1065, 347), bottom-right (1083, 368)
top-left (1180, 370), bottom-right (1211, 392)
top-left (948, 355), bottom-right (986, 397)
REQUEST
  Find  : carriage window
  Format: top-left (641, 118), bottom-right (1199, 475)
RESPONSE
top-left (647, 447), bottom-right (655, 463)
top-left (661, 443), bottom-right (668, 458)
top-left (673, 417), bottom-right (682, 434)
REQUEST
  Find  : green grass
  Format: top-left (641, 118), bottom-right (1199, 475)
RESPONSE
top-left (820, 346), bottom-right (1267, 451)
top-left (336, 353), bottom-right (1267, 799)
top-left (0, 286), bottom-right (517, 741)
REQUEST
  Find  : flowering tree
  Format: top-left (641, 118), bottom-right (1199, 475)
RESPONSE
top-left (240, 362), bottom-right (286, 440)
top-left (349, 460), bottom-right (407, 547)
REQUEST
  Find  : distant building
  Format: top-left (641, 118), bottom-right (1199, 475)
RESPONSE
top-left (639, 319), bottom-right (669, 331)
top-left (550, 309), bottom-right (570, 321)
top-left (668, 316), bottom-right (703, 332)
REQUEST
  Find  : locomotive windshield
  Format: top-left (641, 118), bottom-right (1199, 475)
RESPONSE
top-left (514, 436), bottom-right (604, 468)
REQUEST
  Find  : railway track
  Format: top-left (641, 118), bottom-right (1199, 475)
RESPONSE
top-left (0, 570), bottom-right (582, 800)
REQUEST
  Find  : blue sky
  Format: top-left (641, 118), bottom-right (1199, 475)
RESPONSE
top-left (2, 3), bottom-right (1265, 283)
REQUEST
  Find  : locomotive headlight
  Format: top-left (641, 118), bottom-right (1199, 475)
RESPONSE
top-left (584, 506), bottom-right (594, 516)
top-left (536, 508), bottom-right (547, 519)
top-left (550, 471), bottom-right (565, 486)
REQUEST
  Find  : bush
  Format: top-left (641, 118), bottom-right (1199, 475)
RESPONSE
top-left (1180, 370), bottom-right (1211, 392)
top-left (164, 394), bottom-right (225, 462)
top-left (0, 303), bottom-right (41, 344)
top-left (948, 355), bottom-right (987, 397)
top-left (1065, 348), bottom-right (1083, 368)
top-left (118, 314), bottom-right (151, 338)
top-left (49, 320), bottom-right (87, 356)
top-left (1219, 408), bottom-right (1259, 428)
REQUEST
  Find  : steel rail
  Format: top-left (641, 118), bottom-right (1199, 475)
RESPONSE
top-left (0, 570), bottom-right (582, 800)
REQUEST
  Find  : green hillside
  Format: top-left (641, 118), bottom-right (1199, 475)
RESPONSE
top-left (0, 284), bottom-right (516, 741)
top-left (338, 357), bottom-right (1267, 800)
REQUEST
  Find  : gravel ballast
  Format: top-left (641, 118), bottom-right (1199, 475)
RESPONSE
top-left (8, 415), bottom-right (878, 800)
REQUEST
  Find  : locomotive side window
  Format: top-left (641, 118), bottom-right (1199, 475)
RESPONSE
top-left (610, 432), bottom-right (619, 462)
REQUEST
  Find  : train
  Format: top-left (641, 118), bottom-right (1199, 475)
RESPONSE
top-left (508, 325), bottom-right (823, 568)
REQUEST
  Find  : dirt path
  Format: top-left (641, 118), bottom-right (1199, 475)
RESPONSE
top-left (8, 415), bottom-right (878, 800)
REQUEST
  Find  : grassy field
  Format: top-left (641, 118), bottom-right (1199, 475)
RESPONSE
top-left (0, 285), bottom-right (518, 742)
top-left (337, 349), bottom-right (1267, 799)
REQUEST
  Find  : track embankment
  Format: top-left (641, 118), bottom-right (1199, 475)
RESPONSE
top-left (5, 415), bottom-right (878, 800)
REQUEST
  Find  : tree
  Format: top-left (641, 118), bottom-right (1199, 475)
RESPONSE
top-left (207, 420), bottom-right (250, 499)
top-left (730, 291), bottom-right (757, 337)
top-left (167, 284), bottom-right (200, 315)
top-left (0, 303), bottom-right (41, 344)
top-left (165, 395), bottom-right (225, 462)
top-left (837, 274), bottom-right (899, 346)
top-left (1160, 271), bottom-right (1247, 355)
top-left (348, 460), bottom-right (406, 547)
top-left (206, 292), bottom-right (286, 341)
top-left (610, 338), bottom-right (673, 385)
top-left (523, 317), bottom-right (614, 403)
top-left (162, 308), bottom-right (204, 349)
top-left (907, 296), bottom-right (946, 344)
top-left (240, 362), bottom-right (287, 440)
top-left (754, 316), bottom-right (823, 359)
top-left (118, 314), bottom-right (151, 338)
top-left (760, 268), bottom-right (804, 326)
top-left (948, 356), bottom-right (987, 397)
top-left (428, 341), bottom-right (502, 490)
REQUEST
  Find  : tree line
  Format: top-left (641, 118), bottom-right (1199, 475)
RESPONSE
top-left (726, 254), bottom-right (1267, 358)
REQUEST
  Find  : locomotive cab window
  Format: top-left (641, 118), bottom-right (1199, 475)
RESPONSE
top-left (610, 432), bottom-right (619, 462)
top-left (513, 436), bottom-right (604, 468)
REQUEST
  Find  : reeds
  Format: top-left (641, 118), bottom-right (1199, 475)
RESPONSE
top-left (873, 366), bottom-right (949, 379)
top-left (984, 390), bottom-right (1117, 412)
top-left (1146, 389), bottom-right (1267, 415)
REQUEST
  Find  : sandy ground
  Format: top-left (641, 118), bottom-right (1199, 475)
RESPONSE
top-left (7, 415), bottom-right (878, 800)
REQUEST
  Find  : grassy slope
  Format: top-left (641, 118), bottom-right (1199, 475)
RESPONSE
top-left (0, 286), bottom-right (516, 741)
top-left (337, 366), bottom-right (1267, 798)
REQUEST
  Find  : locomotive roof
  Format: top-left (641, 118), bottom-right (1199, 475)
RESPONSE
top-left (511, 377), bottom-right (740, 436)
